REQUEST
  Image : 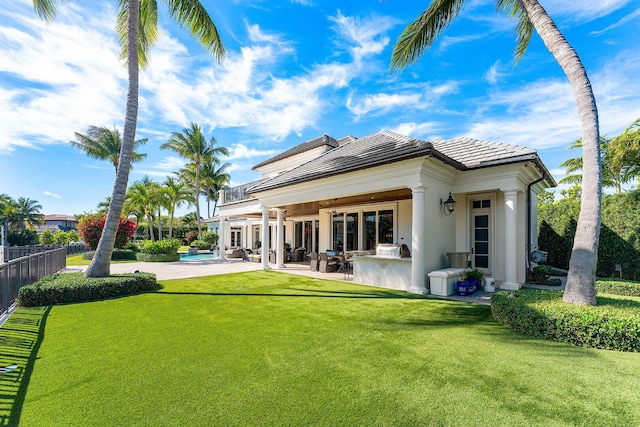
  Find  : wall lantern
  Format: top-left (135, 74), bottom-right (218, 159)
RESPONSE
top-left (441, 193), bottom-right (456, 216)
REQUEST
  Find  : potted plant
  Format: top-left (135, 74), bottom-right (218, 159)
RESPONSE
top-left (456, 273), bottom-right (470, 296)
top-left (464, 268), bottom-right (484, 293)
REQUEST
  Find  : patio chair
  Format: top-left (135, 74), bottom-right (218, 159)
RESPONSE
top-left (309, 252), bottom-right (319, 271)
top-left (319, 252), bottom-right (338, 273)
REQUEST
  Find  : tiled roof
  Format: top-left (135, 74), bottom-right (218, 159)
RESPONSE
top-left (252, 134), bottom-right (340, 170)
top-left (247, 130), bottom-right (551, 193)
top-left (44, 214), bottom-right (77, 221)
top-left (432, 137), bottom-right (537, 168)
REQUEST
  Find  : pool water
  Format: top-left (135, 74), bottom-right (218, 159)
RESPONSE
top-left (179, 253), bottom-right (214, 261)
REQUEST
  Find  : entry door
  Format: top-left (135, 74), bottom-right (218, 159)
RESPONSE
top-left (472, 213), bottom-right (490, 270)
top-left (230, 228), bottom-right (242, 249)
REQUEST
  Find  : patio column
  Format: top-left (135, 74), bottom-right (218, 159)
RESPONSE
top-left (409, 185), bottom-right (428, 294)
top-left (218, 217), bottom-right (227, 261)
top-left (502, 190), bottom-right (520, 290)
top-left (275, 208), bottom-right (286, 269)
top-left (261, 207), bottom-right (270, 270)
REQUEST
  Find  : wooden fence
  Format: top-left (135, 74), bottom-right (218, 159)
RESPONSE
top-left (0, 247), bottom-right (67, 315)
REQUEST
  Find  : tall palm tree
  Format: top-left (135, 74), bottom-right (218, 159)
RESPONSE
top-left (34, 0), bottom-right (225, 277)
top-left (150, 180), bottom-right (170, 240)
top-left (391, 0), bottom-right (601, 305)
top-left (126, 176), bottom-right (157, 241)
top-left (71, 125), bottom-right (148, 173)
top-left (201, 157), bottom-right (230, 218)
top-left (0, 194), bottom-right (15, 245)
top-left (163, 176), bottom-right (192, 240)
top-left (162, 123), bottom-right (229, 238)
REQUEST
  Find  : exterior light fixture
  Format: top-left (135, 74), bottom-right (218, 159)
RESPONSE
top-left (441, 193), bottom-right (456, 216)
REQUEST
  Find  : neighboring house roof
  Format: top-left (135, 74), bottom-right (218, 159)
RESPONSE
top-left (252, 134), bottom-right (340, 170)
top-left (248, 130), bottom-right (555, 194)
top-left (44, 214), bottom-right (77, 222)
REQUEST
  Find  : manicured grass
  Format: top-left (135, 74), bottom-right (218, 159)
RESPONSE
top-left (66, 254), bottom-right (139, 265)
top-left (2, 271), bottom-right (639, 426)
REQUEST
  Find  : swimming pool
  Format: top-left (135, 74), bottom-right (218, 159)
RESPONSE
top-left (179, 253), bottom-right (215, 261)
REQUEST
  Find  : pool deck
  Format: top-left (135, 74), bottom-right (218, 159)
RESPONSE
top-left (66, 259), bottom-right (502, 305)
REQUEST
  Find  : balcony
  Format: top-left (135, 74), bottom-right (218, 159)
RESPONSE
top-left (221, 180), bottom-right (264, 205)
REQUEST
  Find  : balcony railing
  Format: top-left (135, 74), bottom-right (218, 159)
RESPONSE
top-left (222, 180), bottom-right (264, 204)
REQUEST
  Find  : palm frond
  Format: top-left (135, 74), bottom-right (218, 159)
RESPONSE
top-left (32, 0), bottom-right (59, 22)
top-left (390, 0), bottom-right (467, 71)
top-left (163, 0), bottom-right (225, 60)
top-left (496, 0), bottom-right (533, 63)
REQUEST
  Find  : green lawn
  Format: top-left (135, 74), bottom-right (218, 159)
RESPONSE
top-left (2, 271), bottom-right (639, 426)
top-left (66, 254), bottom-right (140, 265)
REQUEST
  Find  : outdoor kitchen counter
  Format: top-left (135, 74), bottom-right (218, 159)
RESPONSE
top-left (353, 255), bottom-right (412, 292)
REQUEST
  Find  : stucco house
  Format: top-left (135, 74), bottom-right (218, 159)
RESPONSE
top-left (35, 214), bottom-right (79, 234)
top-left (217, 130), bottom-right (555, 294)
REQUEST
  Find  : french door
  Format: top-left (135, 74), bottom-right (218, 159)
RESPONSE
top-left (471, 213), bottom-right (490, 271)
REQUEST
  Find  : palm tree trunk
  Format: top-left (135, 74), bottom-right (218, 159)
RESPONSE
top-left (157, 207), bottom-right (162, 240)
top-left (169, 207), bottom-right (175, 240)
top-left (520, 0), bottom-right (601, 305)
top-left (146, 211), bottom-right (154, 242)
top-left (85, 0), bottom-right (140, 277)
top-left (195, 166), bottom-right (202, 239)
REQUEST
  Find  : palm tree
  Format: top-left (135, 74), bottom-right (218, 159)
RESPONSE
top-left (162, 123), bottom-right (229, 238)
top-left (34, 1), bottom-right (225, 277)
top-left (391, 0), bottom-right (601, 306)
top-left (150, 180), bottom-right (170, 240)
top-left (163, 176), bottom-right (192, 240)
top-left (71, 125), bottom-right (147, 173)
top-left (0, 194), bottom-right (14, 245)
top-left (560, 135), bottom-right (637, 194)
top-left (126, 176), bottom-right (157, 241)
top-left (7, 197), bottom-right (44, 231)
top-left (201, 157), bottom-right (230, 218)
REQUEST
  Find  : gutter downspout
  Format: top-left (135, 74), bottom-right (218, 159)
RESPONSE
top-left (527, 171), bottom-right (547, 283)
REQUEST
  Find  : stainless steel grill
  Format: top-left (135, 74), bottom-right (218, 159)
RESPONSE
top-left (375, 244), bottom-right (411, 258)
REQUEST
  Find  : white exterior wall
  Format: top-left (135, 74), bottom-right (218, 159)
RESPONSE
top-left (397, 199), bottom-right (412, 248)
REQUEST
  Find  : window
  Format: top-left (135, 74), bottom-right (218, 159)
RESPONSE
top-left (363, 212), bottom-right (376, 250)
top-left (346, 212), bottom-right (358, 251)
top-left (378, 210), bottom-right (394, 244)
top-left (332, 213), bottom-right (344, 252)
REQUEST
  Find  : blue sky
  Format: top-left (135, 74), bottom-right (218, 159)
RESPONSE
top-left (1, 0), bottom-right (639, 217)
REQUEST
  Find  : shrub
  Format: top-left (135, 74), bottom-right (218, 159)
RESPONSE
top-left (39, 229), bottom-right (55, 245)
top-left (82, 249), bottom-right (137, 261)
top-left (190, 239), bottom-right (210, 250)
top-left (139, 239), bottom-right (181, 255)
top-left (596, 278), bottom-right (640, 297)
top-left (17, 272), bottom-right (159, 307)
top-left (77, 214), bottom-right (137, 250)
top-left (135, 252), bottom-right (180, 262)
top-left (491, 289), bottom-right (640, 352)
top-left (8, 229), bottom-right (38, 246)
top-left (53, 230), bottom-right (71, 245)
top-left (184, 231), bottom-right (199, 246)
top-left (201, 231), bottom-right (218, 246)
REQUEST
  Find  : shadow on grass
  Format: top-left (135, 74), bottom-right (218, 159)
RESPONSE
top-left (0, 306), bottom-right (51, 426)
top-left (152, 288), bottom-right (425, 299)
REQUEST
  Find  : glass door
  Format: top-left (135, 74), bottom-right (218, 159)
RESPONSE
top-left (471, 213), bottom-right (490, 270)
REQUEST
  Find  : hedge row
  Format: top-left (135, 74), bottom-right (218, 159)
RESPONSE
top-left (596, 278), bottom-right (640, 297)
top-left (491, 289), bottom-right (640, 352)
top-left (17, 272), bottom-right (159, 307)
top-left (82, 249), bottom-right (138, 261)
top-left (135, 253), bottom-right (180, 262)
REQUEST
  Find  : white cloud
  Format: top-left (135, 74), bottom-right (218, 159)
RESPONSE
top-left (227, 144), bottom-right (277, 160)
top-left (43, 191), bottom-right (61, 199)
top-left (545, 0), bottom-right (633, 22)
top-left (484, 61), bottom-right (502, 84)
top-left (153, 156), bottom-right (186, 171)
top-left (462, 51), bottom-right (640, 149)
top-left (391, 122), bottom-right (439, 139)
top-left (346, 92), bottom-right (422, 120)
top-left (591, 8), bottom-right (640, 35)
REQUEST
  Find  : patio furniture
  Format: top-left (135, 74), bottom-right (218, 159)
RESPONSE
top-left (290, 247), bottom-right (306, 262)
top-left (309, 253), bottom-right (319, 271)
top-left (319, 252), bottom-right (338, 273)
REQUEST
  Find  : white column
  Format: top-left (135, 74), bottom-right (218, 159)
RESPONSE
top-left (275, 209), bottom-right (286, 269)
top-left (261, 207), bottom-right (270, 270)
top-left (409, 185), bottom-right (428, 294)
top-left (218, 217), bottom-right (227, 261)
top-left (502, 190), bottom-right (520, 290)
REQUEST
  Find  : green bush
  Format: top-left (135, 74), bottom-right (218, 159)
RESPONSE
top-left (139, 239), bottom-right (181, 255)
top-left (39, 229), bottom-right (55, 245)
top-left (491, 289), bottom-right (640, 352)
top-left (201, 231), bottom-right (218, 246)
top-left (596, 278), bottom-right (640, 297)
top-left (82, 249), bottom-right (137, 261)
top-left (17, 272), bottom-right (159, 307)
top-left (190, 240), bottom-right (210, 250)
top-left (135, 252), bottom-right (180, 262)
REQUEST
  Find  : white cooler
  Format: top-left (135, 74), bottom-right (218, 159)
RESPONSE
top-left (428, 268), bottom-right (464, 296)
